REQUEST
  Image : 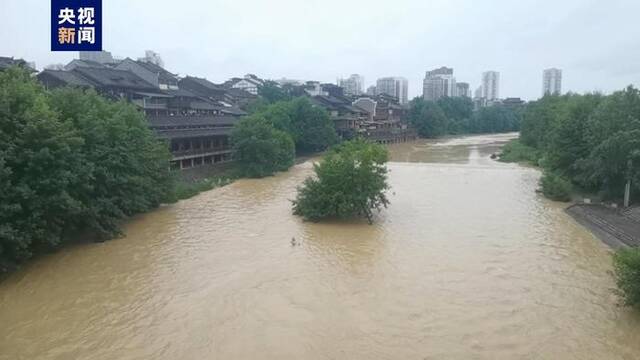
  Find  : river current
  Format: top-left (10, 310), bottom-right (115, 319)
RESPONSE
top-left (1, 133), bottom-right (639, 359)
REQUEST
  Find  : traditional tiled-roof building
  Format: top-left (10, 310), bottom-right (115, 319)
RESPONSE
top-left (36, 65), bottom-right (243, 171)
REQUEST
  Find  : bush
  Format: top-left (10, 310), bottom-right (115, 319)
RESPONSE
top-left (540, 172), bottom-right (572, 202)
top-left (231, 115), bottom-right (295, 178)
top-left (0, 68), bottom-right (172, 272)
top-left (613, 248), bottom-right (640, 309)
top-left (499, 139), bottom-right (541, 164)
top-left (292, 139), bottom-right (390, 223)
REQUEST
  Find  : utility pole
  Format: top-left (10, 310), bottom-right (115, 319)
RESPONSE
top-left (624, 159), bottom-right (632, 208)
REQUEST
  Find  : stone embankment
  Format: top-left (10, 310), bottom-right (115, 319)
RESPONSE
top-left (567, 204), bottom-right (640, 249)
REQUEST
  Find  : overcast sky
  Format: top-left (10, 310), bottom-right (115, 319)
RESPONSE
top-left (2, 0), bottom-right (640, 100)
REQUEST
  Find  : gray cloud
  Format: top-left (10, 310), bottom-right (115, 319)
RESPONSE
top-left (1, 0), bottom-right (639, 100)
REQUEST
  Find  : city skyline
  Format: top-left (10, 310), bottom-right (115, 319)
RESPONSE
top-left (2, 0), bottom-right (640, 100)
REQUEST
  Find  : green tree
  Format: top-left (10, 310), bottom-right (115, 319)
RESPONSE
top-left (0, 68), bottom-right (85, 269)
top-left (231, 115), bottom-right (295, 178)
top-left (613, 248), bottom-right (640, 309)
top-left (540, 172), bottom-right (572, 202)
top-left (48, 88), bottom-right (173, 236)
top-left (287, 97), bottom-right (338, 152)
top-left (292, 139), bottom-right (390, 223)
top-left (253, 97), bottom-right (338, 153)
top-left (437, 96), bottom-right (473, 134)
top-left (0, 68), bottom-right (172, 272)
top-left (257, 80), bottom-right (291, 104)
top-left (545, 94), bottom-right (603, 180)
top-left (408, 98), bottom-right (448, 137)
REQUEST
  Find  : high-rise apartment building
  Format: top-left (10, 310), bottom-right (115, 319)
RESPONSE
top-left (376, 77), bottom-right (408, 104)
top-left (338, 74), bottom-right (364, 96)
top-left (423, 67), bottom-right (455, 101)
top-left (481, 71), bottom-right (500, 100)
top-left (542, 68), bottom-right (562, 96)
top-left (455, 82), bottom-right (470, 97)
top-left (366, 85), bottom-right (377, 96)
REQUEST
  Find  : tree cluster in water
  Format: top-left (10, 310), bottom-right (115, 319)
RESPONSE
top-left (292, 139), bottom-right (390, 223)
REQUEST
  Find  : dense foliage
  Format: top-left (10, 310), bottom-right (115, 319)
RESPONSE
top-left (613, 248), bottom-right (640, 309)
top-left (0, 68), bottom-right (172, 272)
top-left (258, 80), bottom-right (292, 104)
top-left (498, 139), bottom-right (541, 164)
top-left (230, 115), bottom-right (295, 178)
top-left (408, 97), bottom-right (521, 138)
top-left (539, 172), bottom-right (572, 202)
top-left (512, 87), bottom-right (640, 201)
top-left (292, 139), bottom-right (390, 223)
top-left (254, 97), bottom-right (338, 153)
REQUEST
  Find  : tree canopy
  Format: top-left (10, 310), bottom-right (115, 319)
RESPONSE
top-left (408, 96), bottom-right (521, 138)
top-left (230, 115), bottom-right (295, 178)
top-left (517, 87), bottom-right (640, 200)
top-left (0, 67), bottom-right (172, 271)
top-left (253, 97), bottom-right (338, 153)
top-left (292, 139), bottom-right (390, 223)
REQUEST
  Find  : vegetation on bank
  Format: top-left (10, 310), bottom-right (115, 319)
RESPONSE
top-left (498, 139), bottom-right (541, 164)
top-left (408, 96), bottom-right (522, 138)
top-left (231, 116), bottom-right (295, 178)
top-left (500, 88), bottom-right (640, 203)
top-left (233, 94), bottom-right (338, 177)
top-left (613, 248), bottom-right (640, 309)
top-left (0, 68), bottom-right (173, 272)
top-left (292, 139), bottom-right (390, 223)
top-left (497, 86), bottom-right (640, 309)
top-left (166, 170), bottom-right (239, 202)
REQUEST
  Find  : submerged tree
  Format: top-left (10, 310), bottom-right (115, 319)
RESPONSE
top-left (292, 139), bottom-right (390, 223)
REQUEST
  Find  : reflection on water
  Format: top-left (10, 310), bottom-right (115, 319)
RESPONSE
top-left (1, 133), bottom-right (640, 360)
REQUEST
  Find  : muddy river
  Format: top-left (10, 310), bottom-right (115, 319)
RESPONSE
top-left (1, 133), bottom-right (639, 359)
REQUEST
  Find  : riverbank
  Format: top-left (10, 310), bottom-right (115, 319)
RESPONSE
top-left (566, 204), bottom-right (640, 249)
top-left (4, 133), bottom-right (639, 359)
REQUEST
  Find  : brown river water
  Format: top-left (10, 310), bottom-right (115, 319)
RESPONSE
top-left (1, 133), bottom-right (640, 359)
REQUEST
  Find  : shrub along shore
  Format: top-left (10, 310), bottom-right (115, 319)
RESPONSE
top-left (497, 86), bottom-right (640, 310)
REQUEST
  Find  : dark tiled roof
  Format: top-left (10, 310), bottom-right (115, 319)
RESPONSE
top-left (165, 88), bottom-right (199, 98)
top-left (219, 106), bottom-right (247, 116)
top-left (181, 76), bottom-right (224, 91)
top-left (225, 88), bottom-right (257, 99)
top-left (147, 115), bottom-right (239, 128)
top-left (0, 56), bottom-right (30, 71)
top-left (72, 67), bottom-right (157, 91)
top-left (66, 59), bottom-right (107, 69)
top-left (38, 69), bottom-right (96, 87)
top-left (312, 95), bottom-right (364, 114)
top-left (135, 60), bottom-right (177, 83)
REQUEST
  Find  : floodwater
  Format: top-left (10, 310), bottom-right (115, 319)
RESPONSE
top-left (1, 133), bottom-right (639, 359)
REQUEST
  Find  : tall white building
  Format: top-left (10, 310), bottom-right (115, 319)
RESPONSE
top-left (542, 68), bottom-right (562, 96)
top-left (423, 67), bottom-right (456, 101)
top-left (138, 50), bottom-right (164, 68)
top-left (79, 50), bottom-right (115, 64)
top-left (338, 74), bottom-right (364, 96)
top-left (376, 77), bottom-right (409, 104)
top-left (481, 71), bottom-right (500, 100)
